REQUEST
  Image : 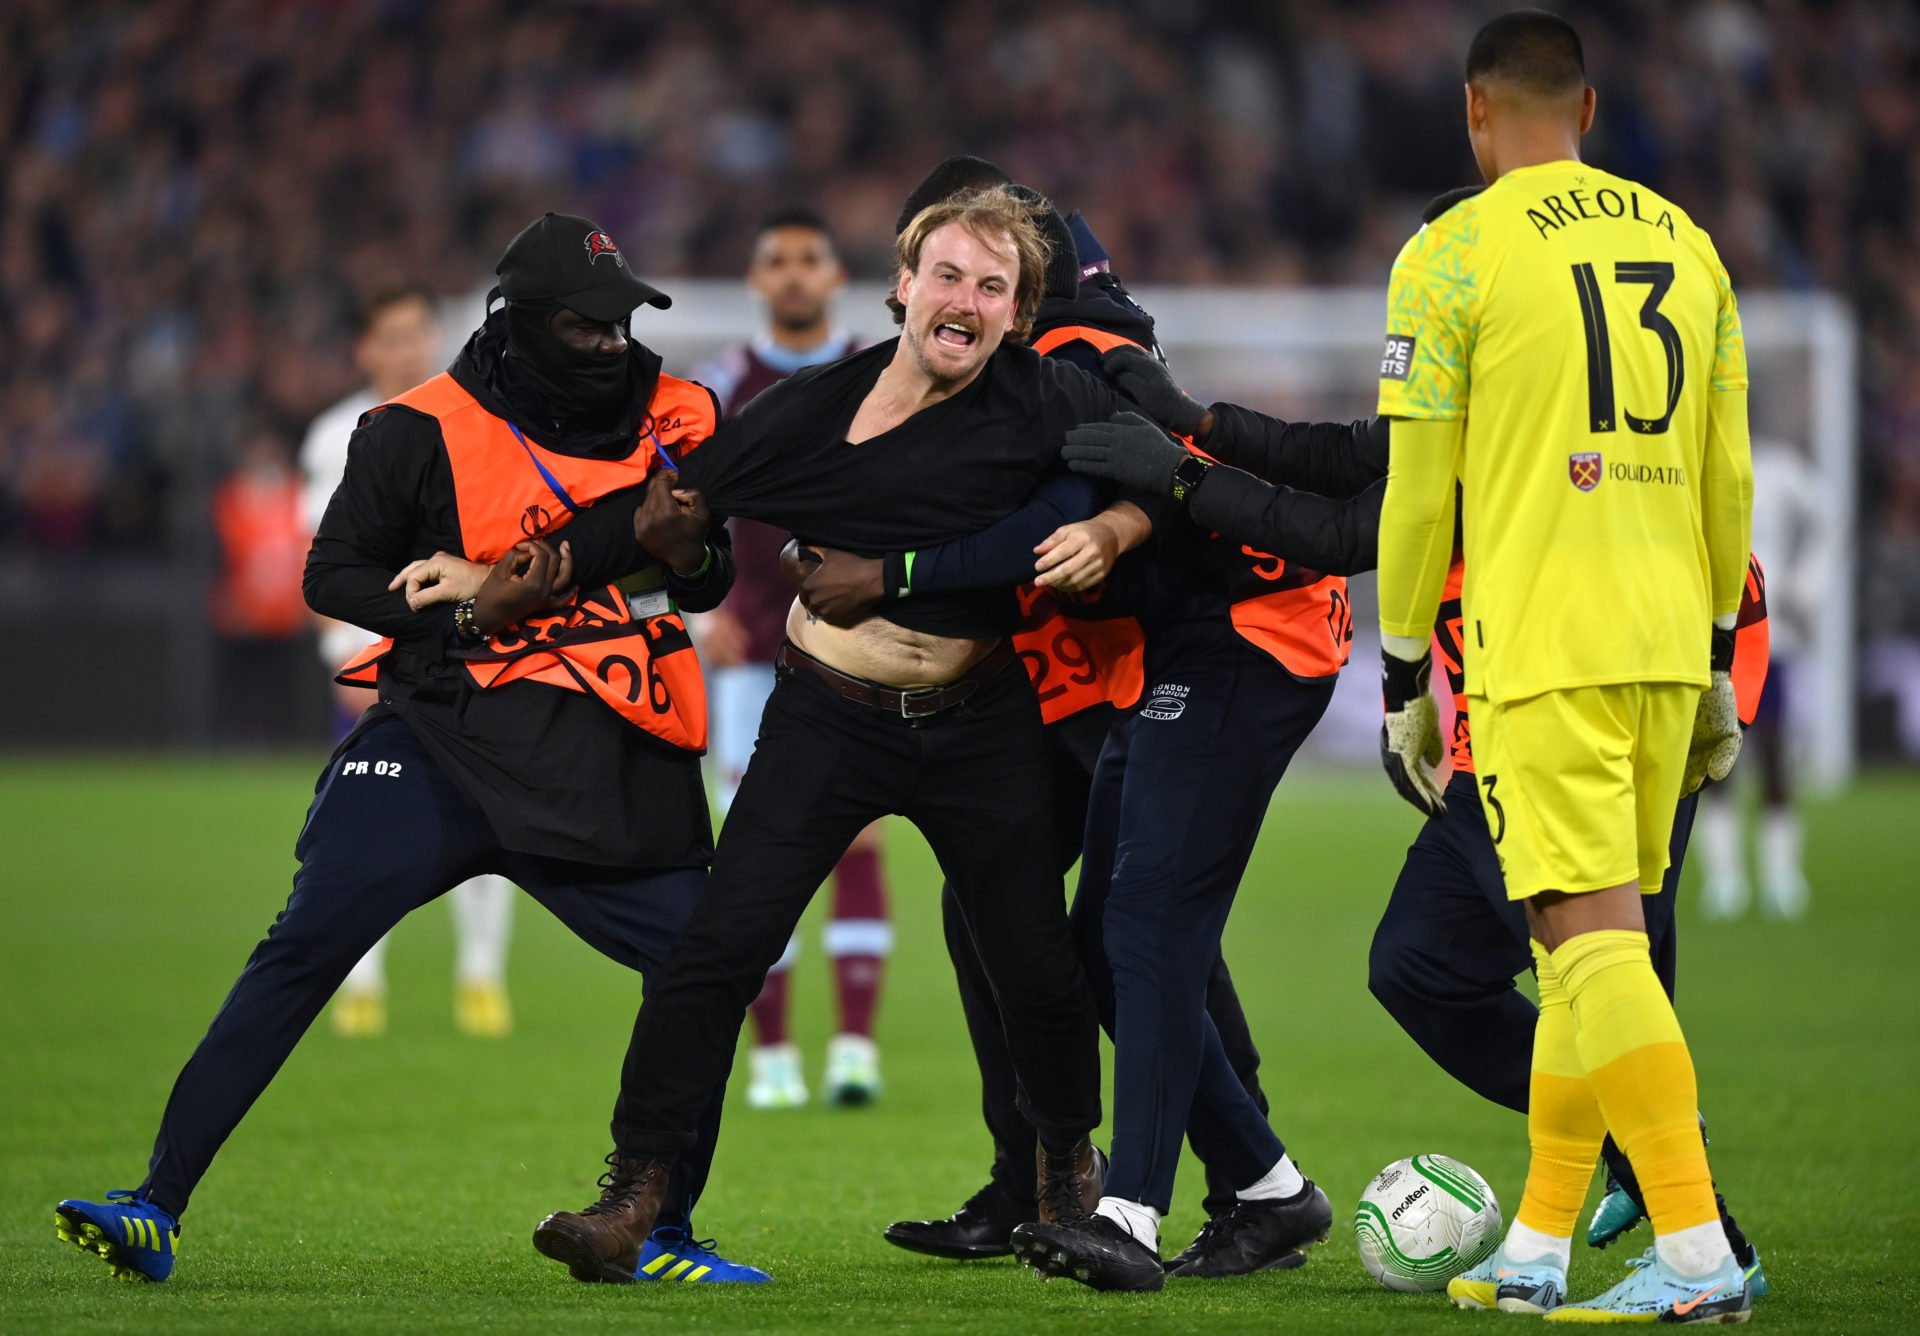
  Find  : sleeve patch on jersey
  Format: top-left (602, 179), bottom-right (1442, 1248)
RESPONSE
top-left (1380, 334), bottom-right (1417, 381)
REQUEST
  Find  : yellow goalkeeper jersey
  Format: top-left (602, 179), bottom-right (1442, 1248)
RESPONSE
top-left (1377, 160), bottom-right (1751, 705)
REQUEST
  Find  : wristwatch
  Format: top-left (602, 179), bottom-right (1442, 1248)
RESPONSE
top-left (1170, 453), bottom-right (1213, 504)
top-left (452, 598), bottom-right (485, 644)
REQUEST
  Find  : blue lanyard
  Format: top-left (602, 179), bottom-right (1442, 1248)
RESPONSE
top-left (507, 417), bottom-right (680, 532)
top-left (506, 422), bottom-right (582, 517)
top-left (643, 416), bottom-right (679, 475)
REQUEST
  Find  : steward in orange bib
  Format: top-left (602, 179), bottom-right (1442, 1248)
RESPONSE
top-left (56, 214), bottom-right (770, 1287)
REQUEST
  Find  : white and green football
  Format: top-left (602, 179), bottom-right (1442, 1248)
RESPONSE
top-left (1353, 1154), bottom-right (1502, 1292)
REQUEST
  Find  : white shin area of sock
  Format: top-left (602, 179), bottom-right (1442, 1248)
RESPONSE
top-left (1697, 793), bottom-right (1746, 888)
top-left (1094, 1197), bottom-right (1161, 1251)
top-left (1503, 1220), bottom-right (1572, 1272)
top-left (1655, 1220), bottom-right (1734, 1277)
top-left (342, 932), bottom-right (390, 993)
top-left (451, 874), bottom-right (515, 983)
top-left (1237, 1153), bottom-right (1306, 1202)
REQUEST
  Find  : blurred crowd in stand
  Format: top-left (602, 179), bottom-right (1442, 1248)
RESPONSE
top-left (1, 0), bottom-right (1915, 750)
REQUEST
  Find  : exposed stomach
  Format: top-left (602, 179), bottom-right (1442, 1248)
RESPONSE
top-left (785, 599), bottom-right (998, 687)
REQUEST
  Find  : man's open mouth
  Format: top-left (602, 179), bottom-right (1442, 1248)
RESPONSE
top-left (933, 322), bottom-right (976, 348)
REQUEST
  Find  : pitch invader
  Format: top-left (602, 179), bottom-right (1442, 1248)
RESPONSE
top-left (1374, 11), bottom-right (1755, 1325)
top-left (691, 207), bottom-right (890, 1110)
top-left (792, 163), bottom-right (1309, 1272)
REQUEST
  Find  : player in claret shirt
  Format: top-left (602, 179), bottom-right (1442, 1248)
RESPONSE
top-left (530, 185), bottom-right (1134, 1282)
top-left (692, 207), bottom-right (891, 1112)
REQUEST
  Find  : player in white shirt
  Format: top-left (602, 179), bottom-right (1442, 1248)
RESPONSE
top-left (301, 285), bottom-right (516, 1036)
top-left (1696, 436), bottom-right (1828, 920)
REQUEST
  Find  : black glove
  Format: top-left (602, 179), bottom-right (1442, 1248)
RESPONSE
top-left (1100, 344), bottom-right (1209, 438)
top-left (1063, 412), bottom-right (1193, 497)
top-left (1379, 647), bottom-right (1446, 817)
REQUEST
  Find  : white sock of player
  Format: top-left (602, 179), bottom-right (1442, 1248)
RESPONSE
top-left (1502, 1220), bottom-right (1571, 1272)
top-left (1095, 1196), bottom-right (1161, 1251)
top-left (1695, 795), bottom-right (1748, 919)
top-left (452, 874), bottom-right (514, 984)
top-left (1237, 1153), bottom-right (1306, 1202)
top-left (342, 932), bottom-right (389, 994)
top-left (1655, 1219), bottom-right (1735, 1278)
top-left (1760, 808), bottom-right (1810, 919)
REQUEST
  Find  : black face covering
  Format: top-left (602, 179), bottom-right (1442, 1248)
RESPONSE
top-left (504, 301), bottom-right (632, 422)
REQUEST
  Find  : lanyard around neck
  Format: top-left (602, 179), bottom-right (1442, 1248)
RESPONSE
top-left (506, 422), bottom-right (582, 517)
top-left (506, 417), bottom-right (681, 527)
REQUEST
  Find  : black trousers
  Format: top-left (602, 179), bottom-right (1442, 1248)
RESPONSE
top-left (140, 715), bottom-right (725, 1232)
top-left (1099, 631), bottom-right (1337, 1213)
top-left (1367, 770), bottom-right (1692, 1116)
top-left (942, 707), bottom-right (1273, 1218)
top-left (611, 655), bottom-right (1102, 1158)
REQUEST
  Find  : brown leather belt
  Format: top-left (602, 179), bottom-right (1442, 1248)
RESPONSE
top-left (775, 638), bottom-right (1016, 719)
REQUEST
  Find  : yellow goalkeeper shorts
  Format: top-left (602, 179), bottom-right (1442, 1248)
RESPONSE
top-left (1469, 682), bottom-right (1699, 900)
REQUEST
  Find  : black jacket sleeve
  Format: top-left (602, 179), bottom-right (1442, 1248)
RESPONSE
top-left (1187, 468), bottom-right (1384, 576)
top-left (552, 482), bottom-right (650, 588)
top-left (303, 408), bottom-right (457, 660)
top-left (663, 509), bottom-right (735, 613)
top-left (537, 478), bottom-right (737, 614)
top-left (1202, 404), bottom-right (1390, 499)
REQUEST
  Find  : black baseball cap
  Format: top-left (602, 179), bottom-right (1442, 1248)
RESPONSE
top-left (496, 212), bottom-right (672, 320)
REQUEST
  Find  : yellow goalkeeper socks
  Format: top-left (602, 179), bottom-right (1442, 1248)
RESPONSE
top-left (1552, 929), bottom-right (1725, 1249)
top-left (1511, 941), bottom-right (1606, 1256)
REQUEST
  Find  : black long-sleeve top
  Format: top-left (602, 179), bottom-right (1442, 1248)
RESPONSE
top-left (303, 313), bottom-right (731, 867)
top-left (1182, 408), bottom-right (1390, 576)
top-left (869, 284), bottom-right (1392, 634)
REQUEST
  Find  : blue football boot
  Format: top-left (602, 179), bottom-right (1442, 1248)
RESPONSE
top-left (1548, 1250), bottom-right (1750, 1324)
top-left (55, 1190), bottom-right (180, 1282)
top-left (1617, 1244), bottom-right (1769, 1301)
top-left (1447, 1243), bottom-right (1567, 1314)
top-left (634, 1226), bottom-right (772, 1283)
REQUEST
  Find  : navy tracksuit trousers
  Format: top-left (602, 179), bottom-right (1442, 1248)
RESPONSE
top-left (139, 715), bottom-right (725, 1232)
top-left (1096, 628), bottom-right (1337, 1214)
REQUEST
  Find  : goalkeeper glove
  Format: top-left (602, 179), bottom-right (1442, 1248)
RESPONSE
top-left (1683, 621), bottom-right (1742, 795)
top-left (1379, 641), bottom-right (1446, 817)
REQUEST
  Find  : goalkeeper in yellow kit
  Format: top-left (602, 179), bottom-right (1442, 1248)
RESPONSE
top-left (1374, 10), bottom-right (1755, 1325)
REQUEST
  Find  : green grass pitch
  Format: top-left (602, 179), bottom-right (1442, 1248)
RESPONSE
top-left (3, 757), bottom-right (1917, 1333)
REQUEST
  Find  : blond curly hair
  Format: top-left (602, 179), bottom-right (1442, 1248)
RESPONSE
top-left (886, 184), bottom-right (1051, 345)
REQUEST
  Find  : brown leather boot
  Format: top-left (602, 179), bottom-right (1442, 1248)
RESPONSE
top-left (1035, 1138), bottom-right (1107, 1225)
top-left (532, 1152), bottom-right (670, 1283)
